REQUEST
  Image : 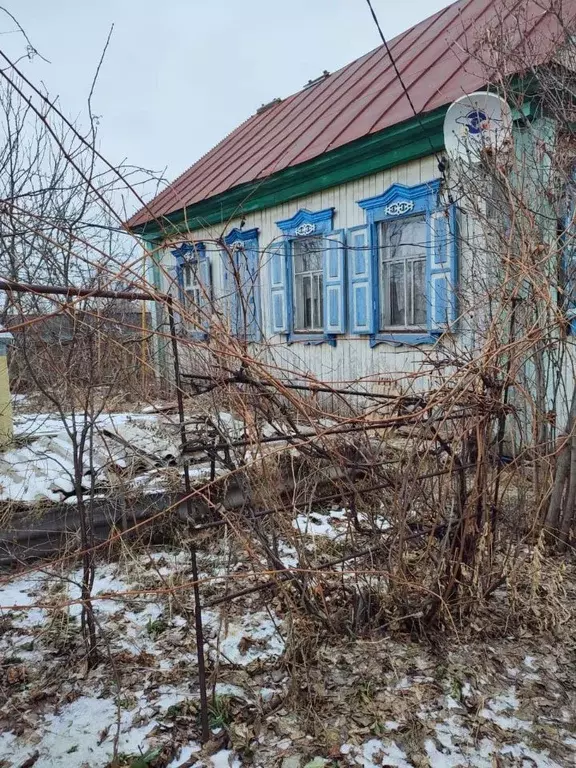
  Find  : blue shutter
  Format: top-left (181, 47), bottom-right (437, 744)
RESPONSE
top-left (223, 237), bottom-right (262, 340)
top-left (221, 247), bottom-right (235, 332)
top-left (222, 245), bottom-right (243, 337)
top-left (323, 230), bottom-right (346, 334)
top-left (169, 263), bottom-right (184, 326)
top-left (198, 249), bottom-right (212, 331)
top-left (240, 238), bottom-right (261, 341)
top-left (428, 207), bottom-right (458, 332)
top-left (348, 225), bottom-right (375, 334)
top-left (170, 264), bottom-right (184, 303)
top-left (269, 240), bottom-right (288, 334)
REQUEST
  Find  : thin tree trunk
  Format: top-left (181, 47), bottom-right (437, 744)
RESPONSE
top-left (547, 387), bottom-right (576, 531)
top-left (547, 439), bottom-right (571, 531)
top-left (560, 434), bottom-right (576, 549)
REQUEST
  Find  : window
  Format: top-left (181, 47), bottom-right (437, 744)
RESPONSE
top-left (272, 207), bottom-right (343, 343)
top-left (356, 180), bottom-right (458, 344)
top-left (171, 241), bottom-right (212, 337)
top-left (182, 261), bottom-right (203, 325)
top-left (222, 228), bottom-right (261, 341)
top-left (293, 236), bottom-right (324, 331)
top-left (379, 215), bottom-right (427, 329)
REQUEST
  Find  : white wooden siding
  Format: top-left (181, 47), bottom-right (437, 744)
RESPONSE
top-left (157, 154), bottom-right (469, 389)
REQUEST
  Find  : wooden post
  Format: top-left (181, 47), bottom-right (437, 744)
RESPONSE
top-left (0, 330), bottom-right (13, 448)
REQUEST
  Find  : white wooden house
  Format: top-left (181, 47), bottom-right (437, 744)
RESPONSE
top-left (127, 0), bottom-right (575, 407)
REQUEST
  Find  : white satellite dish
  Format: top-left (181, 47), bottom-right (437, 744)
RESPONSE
top-left (443, 91), bottom-right (513, 163)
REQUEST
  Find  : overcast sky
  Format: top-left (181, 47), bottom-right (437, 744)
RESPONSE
top-left (3, 0), bottom-right (454, 204)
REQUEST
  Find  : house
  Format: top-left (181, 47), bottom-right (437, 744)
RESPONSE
top-left (127, 0), bottom-right (576, 403)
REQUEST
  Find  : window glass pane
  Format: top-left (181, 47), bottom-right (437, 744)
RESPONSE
top-left (380, 214), bottom-right (427, 329)
top-left (406, 260), bottom-right (413, 326)
top-left (294, 273), bottom-right (303, 329)
top-left (389, 261), bottom-right (405, 326)
top-left (413, 259), bottom-right (427, 325)
top-left (293, 236), bottom-right (324, 331)
top-left (313, 273), bottom-right (323, 329)
top-left (294, 237), bottom-right (323, 272)
top-left (382, 262), bottom-right (390, 326)
top-left (182, 262), bottom-right (202, 326)
top-left (303, 275), bottom-right (312, 329)
top-left (381, 215), bottom-right (427, 261)
top-left (294, 249), bottom-right (306, 275)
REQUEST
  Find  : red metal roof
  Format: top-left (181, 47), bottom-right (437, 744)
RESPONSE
top-left (129, 0), bottom-right (574, 228)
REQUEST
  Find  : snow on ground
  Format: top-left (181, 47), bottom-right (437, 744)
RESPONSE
top-left (202, 608), bottom-right (285, 667)
top-left (1, 542), bottom-right (575, 768)
top-left (0, 569), bottom-right (48, 627)
top-left (293, 508), bottom-right (349, 539)
top-left (343, 739), bottom-right (412, 768)
top-left (0, 695), bottom-right (157, 768)
top-left (1, 408), bottom-right (265, 505)
top-left (12, 411), bottom-right (160, 440)
top-left (292, 507), bottom-right (391, 542)
top-left (167, 742), bottom-right (201, 767)
top-left (0, 411), bottom-right (181, 504)
top-left (0, 551), bottom-right (287, 766)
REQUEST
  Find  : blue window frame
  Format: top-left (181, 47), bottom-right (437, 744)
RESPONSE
top-left (354, 180), bottom-right (458, 346)
top-left (222, 227), bottom-right (261, 341)
top-left (171, 241), bottom-right (212, 339)
top-left (271, 208), bottom-right (345, 345)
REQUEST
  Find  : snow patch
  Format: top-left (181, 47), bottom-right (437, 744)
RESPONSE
top-left (293, 508), bottom-right (349, 539)
top-left (0, 695), bottom-right (156, 768)
top-left (203, 609), bottom-right (285, 666)
top-left (342, 738), bottom-right (411, 767)
top-left (167, 742), bottom-right (202, 767)
top-left (501, 742), bottom-right (563, 767)
top-left (209, 750), bottom-right (242, 767)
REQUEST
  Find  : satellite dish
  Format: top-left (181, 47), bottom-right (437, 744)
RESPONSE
top-left (443, 91), bottom-right (513, 163)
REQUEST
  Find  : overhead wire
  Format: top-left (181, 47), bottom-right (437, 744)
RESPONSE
top-left (363, 0), bottom-right (453, 200)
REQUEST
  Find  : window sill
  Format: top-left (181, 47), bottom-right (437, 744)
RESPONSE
top-left (287, 332), bottom-right (336, 347)
top-left (370, 331), bottom-right (439, 347)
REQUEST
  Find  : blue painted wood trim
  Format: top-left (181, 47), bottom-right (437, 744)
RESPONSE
top-left (370, 332), bottom-right (439, 347)
top-left (283, 231), bottom-right (338, 347)
top-left (276, 207), bottom-right (334, 236)
top-left (224, 226), bottom-right (260, 245)
top-left (287, 331), bottom-right (336, 347)
top-left (346, 224), bottom-right (374, 334)
top-left (185, 329), bottom-right (209, 341)
top-left (369, 220), bottom-right (379, 336)
top-left (357, 178), bottom-right (446, 346)
top-left (171, 241), bottom-right (207, 260)
top-left (358, 179), bottom-right (442, 224)
top-left (268, 239), bottom-right (289, 334)
top-left (223, 227), bottom-right (262, 341)
top-left (324, 229), bottom-right (347, 334)
top-left (170, 241), bottom-right (209, 341)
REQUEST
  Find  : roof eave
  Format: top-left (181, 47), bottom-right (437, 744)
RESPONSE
top-left (129, 107), bottom-right (448, 241)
